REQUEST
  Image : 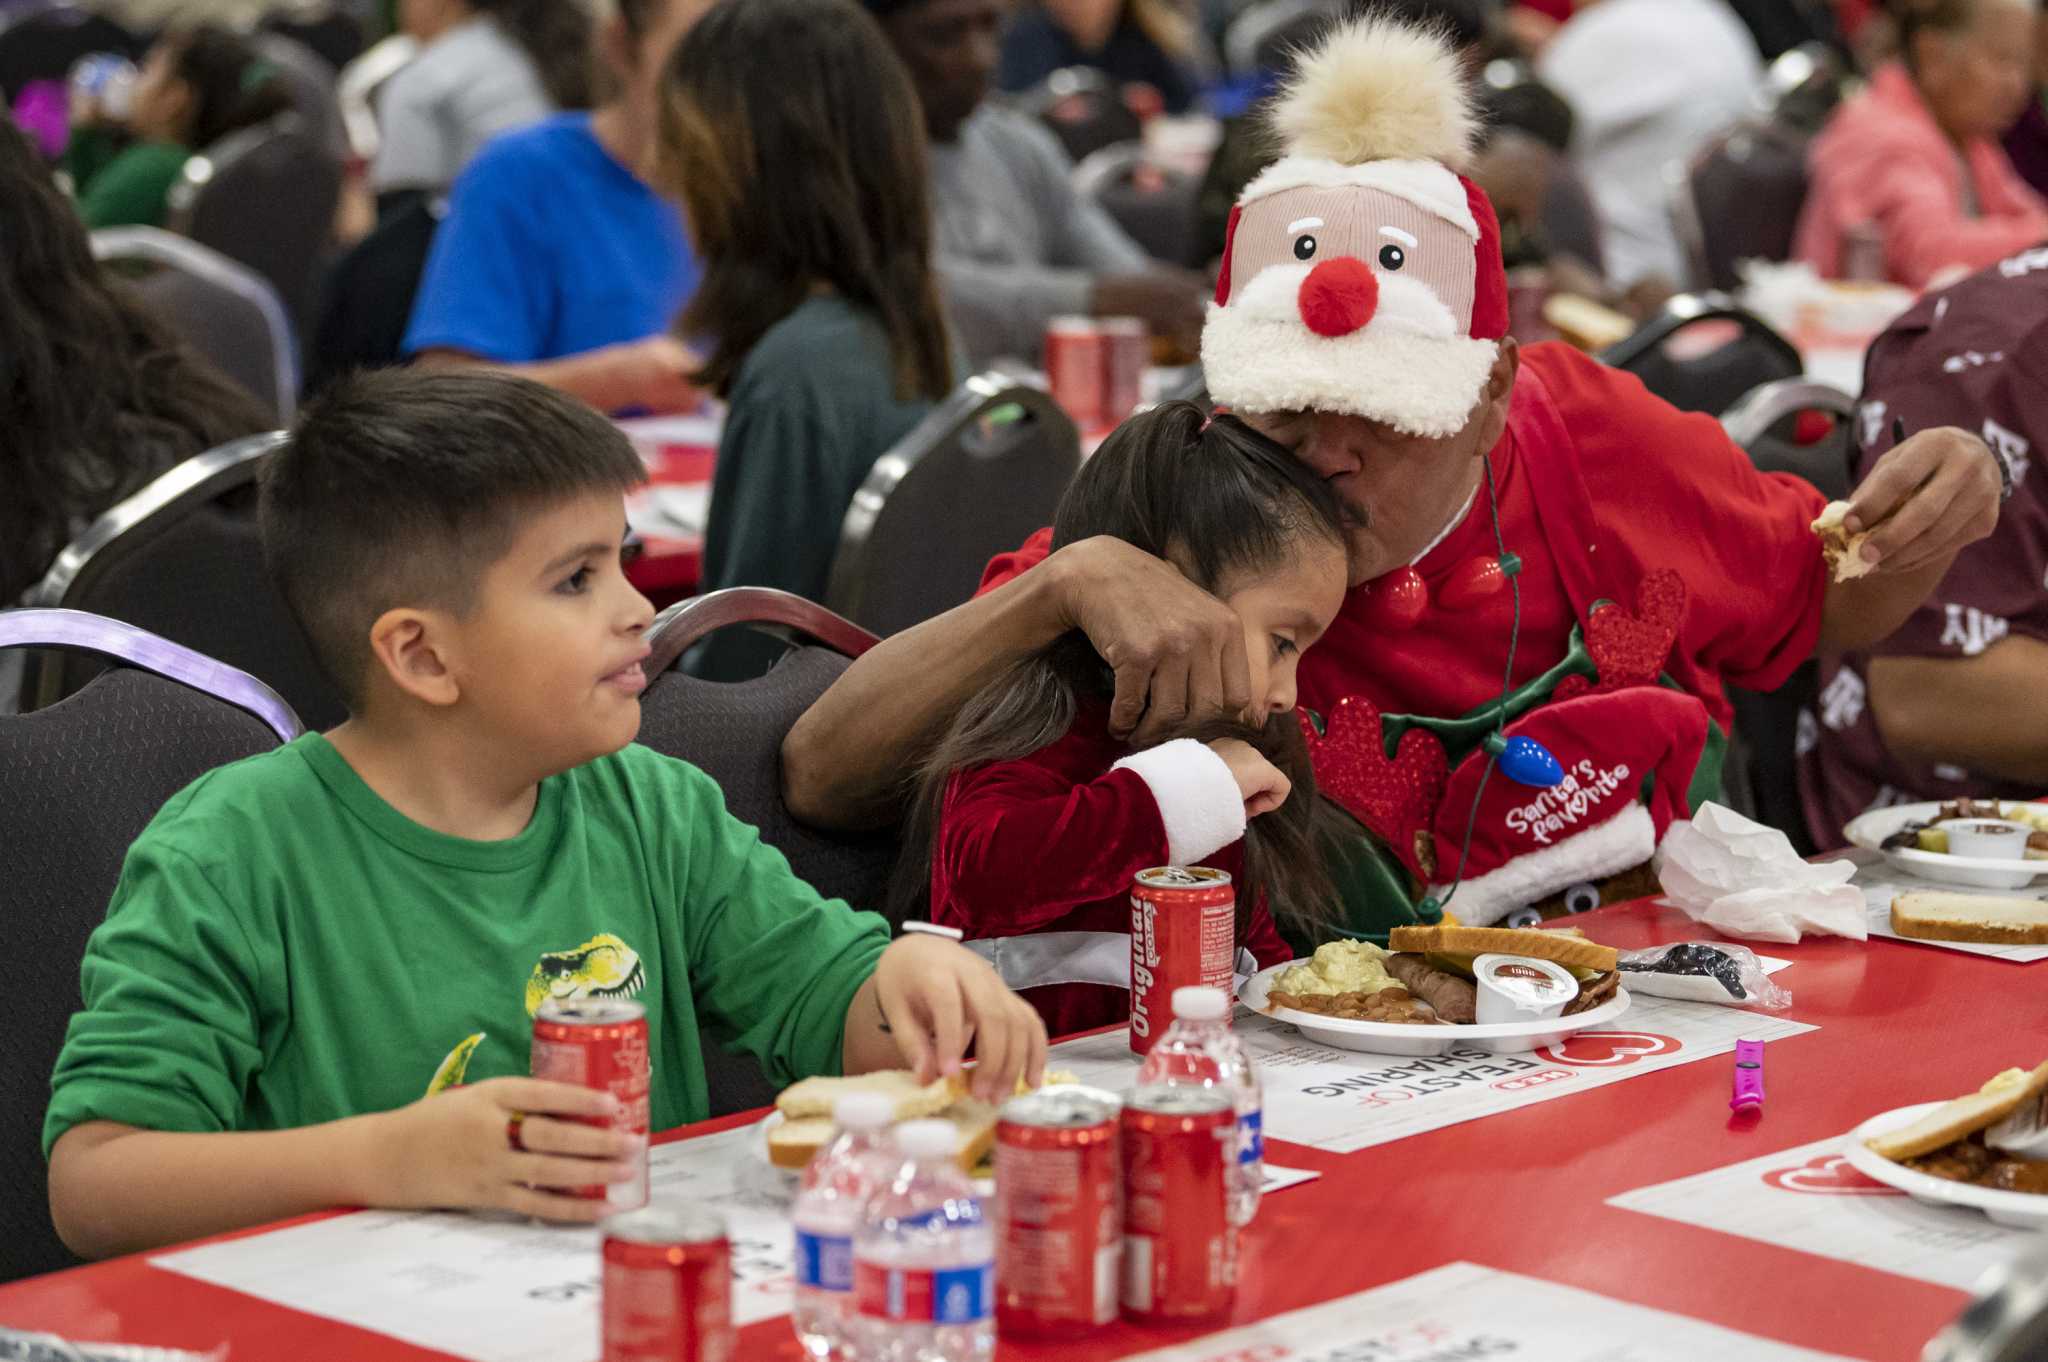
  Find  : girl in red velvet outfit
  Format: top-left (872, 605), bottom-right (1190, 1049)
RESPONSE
top-left (891, 401), bottom-right (1351, 1038)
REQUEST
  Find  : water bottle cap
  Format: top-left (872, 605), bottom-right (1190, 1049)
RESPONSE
top-left (894, 1119), bottom-right (957, 1159)
top-left (833, 1092), bottom-right (896, 1130)
top-left (1171, 986), bottom-right (1229, 1021)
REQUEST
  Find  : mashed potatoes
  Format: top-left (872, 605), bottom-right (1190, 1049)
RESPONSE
top-left (1273, 940), bottom-right (1400, 997)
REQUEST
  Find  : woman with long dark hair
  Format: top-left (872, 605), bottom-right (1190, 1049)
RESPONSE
top-left (892, 402), bottom-right (1350, 1037)
top-left (370, 0), bottom-right (594, 197)
top-left (657, 0), bottom-right (955, 678)
top-left (62, 24), bottom-right (295, 230)
top-left (0, 115), bottom-right (270, 609)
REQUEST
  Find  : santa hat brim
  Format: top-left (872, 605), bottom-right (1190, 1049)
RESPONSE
top-left (1201, 305), bottom-right (1497, 439)
top-left (1426, 804), bottom-right (1655, 928)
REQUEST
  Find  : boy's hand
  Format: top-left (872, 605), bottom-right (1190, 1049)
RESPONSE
top-left (868, 935), bottom-right (1048, 1103)
top-left (1207, 737), bottom-right (1292, 818)
top-left (372, 1077), bottom-right (640, 1222)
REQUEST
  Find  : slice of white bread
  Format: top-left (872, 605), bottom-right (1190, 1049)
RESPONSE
top-left (1812, 502), bottom-right (1874, 583)
top-left (1389, 924), bottom-right (1618, 974)
top-left (775, 1070), bottom-right (963, 1124)
top-left (1865, 1058), bottom-right (2048, 1161)
top-left (1891, 892), bottom-right (2048, 945)
top-left (768, 1070), bottom-right (1078, 1171)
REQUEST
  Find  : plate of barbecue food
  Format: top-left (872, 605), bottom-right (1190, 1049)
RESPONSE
top-left (1844, 1059), bottom-right (2048, 1229)
top-left (1241, 925), bottom-right (1629, 1057)
top-left (1845, 799), bottom-right (2048, 889)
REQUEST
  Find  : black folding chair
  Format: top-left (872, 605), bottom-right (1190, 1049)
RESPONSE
top-left (637, 589), bottom-right (891, 1115)
top-left (1716, 378), bottom-right (1859, 855)
top-left (93, 226), bottom-right (299, 423)
top-left (1222, 0), bottom-right (1343, 76)
top-left (167, 114), bottom-right (343, 335)
top-left (23, 433), bottom-right (348, 731)
top-left (0, 609), bottom-right (297, 1283)
top-left (1073, 141), bottom-right (1201, 268)
top-left (1012, 67), bottom-right (1142, 164)
top-left (825, 375), bottom-right (1082, 639)
top-left (1671, 121), bottom-right (1811, 294)
top-left (1599, 294), bottom-right (1805, 417)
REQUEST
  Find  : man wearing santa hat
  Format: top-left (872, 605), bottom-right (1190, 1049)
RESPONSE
top-left (785, 15), bottom-right (2002, 938)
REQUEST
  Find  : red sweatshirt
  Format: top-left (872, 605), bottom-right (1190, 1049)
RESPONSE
top-left (928, 702), bottom-right (1293, 1039)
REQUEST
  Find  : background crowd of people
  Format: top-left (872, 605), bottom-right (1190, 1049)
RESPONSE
top-left (5, 0), bottom-right (2048, 901)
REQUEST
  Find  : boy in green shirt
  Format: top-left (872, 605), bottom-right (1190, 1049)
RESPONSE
top-left (45, 370), bottom-right (1047, 1259)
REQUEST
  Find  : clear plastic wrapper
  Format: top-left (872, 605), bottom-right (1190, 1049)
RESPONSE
top-left (1615, 942), bottom-right (1791, 1010)
top-left (0, 1330), bottom-right (224, 1362)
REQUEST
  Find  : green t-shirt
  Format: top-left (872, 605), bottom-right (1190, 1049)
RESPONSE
top-left (44, 735), bottom-right (890, 1156)
top-left (63, 126), bottom-right (191, 230)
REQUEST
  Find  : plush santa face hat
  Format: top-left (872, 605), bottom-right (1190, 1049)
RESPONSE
top-left (1203, 16), bottom-right (1509, 439)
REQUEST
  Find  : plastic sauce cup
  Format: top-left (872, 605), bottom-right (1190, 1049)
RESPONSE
top-left (1943, 819), bottom-right (2032, 862)
top-left (1472, 954), bottom-right (1581, 1025)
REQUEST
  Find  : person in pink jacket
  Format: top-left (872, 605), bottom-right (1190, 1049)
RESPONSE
top-left (1795, 0), bottom-right (2048, 289)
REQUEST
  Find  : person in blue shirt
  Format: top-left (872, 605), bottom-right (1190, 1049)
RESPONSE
top-left (404, 0), bottom-right (712, 414)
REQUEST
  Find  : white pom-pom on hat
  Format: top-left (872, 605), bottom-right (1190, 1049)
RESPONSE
top-left (1267, 11), bottom-right (1478, 171)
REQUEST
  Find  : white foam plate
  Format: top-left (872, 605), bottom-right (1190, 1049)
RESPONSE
top-left (1844, 801), bottom-right (2048, 889)
top-left (1241, 962), bottom-right (1630, 1057)
top-left (1842, 1103), bottom-right (2048, 1229)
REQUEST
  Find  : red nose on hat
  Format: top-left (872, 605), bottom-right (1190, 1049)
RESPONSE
top-left (1298, 257), bottom-right (1379, 337)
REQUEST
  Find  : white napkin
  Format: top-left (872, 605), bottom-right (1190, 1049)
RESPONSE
top-left (1653, 803), bottom-right (1867, 944)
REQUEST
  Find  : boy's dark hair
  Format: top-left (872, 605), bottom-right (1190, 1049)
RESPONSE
top-left (159, 24), bottom-right (296, 150)
top-left (259, 369), bottom-right (646, 710)
top-left (890, 401), bottom-right (1352, 939)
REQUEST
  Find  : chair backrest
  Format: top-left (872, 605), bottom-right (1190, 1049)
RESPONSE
top-left (1756, 41), bottom-right (1848, 135)
top-left (1013, 67), bottom-right (1142, 164)
top-left (636, 598), bottom-right (893, 1116)
top-left (24, 434), bottom-right (349, 731)
top-left (336, 32), bottom-right (418, 164)
top-left (1923, 1235), bottom-right (2048, 1362)
top-left (1074, 141), bottom-right (1201, 268)
top-left (1223, 0), bottom-right (1343, 75)
top-left (253, 32), bottom-right (348, 161)
top-left (1672, 120), bottom-right (1810, 294)
top-left (93, 226), bottom-right (298, 423)
top-left (1720, 377), bottom-right (1857, 500)
top-left (826, 375), bottom-right (1082, 638)
top-left (306, 190), bottom-right (442, 394)
top-left (1599, 293), bottom-right (1805, 417)
top-left (167, 114), bottom-right (343, 333)
top-left (0, 2), bottom-right (138, 104)
top-left (1715, 377), bottom-right (1856, 855)
top-left (0, 620), bottom-right (292, 1282)
top-left (261, 5), bottom-right (368, 72)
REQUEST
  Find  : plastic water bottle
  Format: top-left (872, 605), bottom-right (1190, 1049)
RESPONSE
top-left (1136, 985), bottom-right (1263, 1226)
top-left (791, 1092), bottom-right (897, 1360)
top-left (851, 1119), bottom-right (994, 1362)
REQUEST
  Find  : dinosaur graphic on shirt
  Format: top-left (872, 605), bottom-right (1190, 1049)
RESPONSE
top-left (423, 933), bottom-right (647, 1096)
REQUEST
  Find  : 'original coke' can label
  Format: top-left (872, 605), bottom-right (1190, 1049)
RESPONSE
top-left (1129, 867), bottom-right (1235, 1055)
top-left (532, 998), bottom-right (650, 1209)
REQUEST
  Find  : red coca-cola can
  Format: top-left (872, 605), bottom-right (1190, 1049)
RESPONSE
top-left (1129, 867), bottom-right (1235, 1055)
top-left (994, 1087), bottom-right (1123, 1337)
top-left (1100, 316), bottom-right (1147, 428)
top-left (1046, 315), bottom-right (1107, 433)
top-left (1120, 1086), bottom-right (1235, 1325)
top-left (531, 997), bottom-right (650, 1208)
top-left (602, 1203), bottom-right (734, 1362)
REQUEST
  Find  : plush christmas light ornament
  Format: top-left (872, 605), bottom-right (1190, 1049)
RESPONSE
top-left (1202, 13), bottom-right (1508, 438)
top-left (1427, 689), bottom-right (1710, 927)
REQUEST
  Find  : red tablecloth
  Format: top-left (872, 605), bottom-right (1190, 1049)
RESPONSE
top-left (620, 420), bottom-right (718, 606)
top-left (0, 899), bottom-right (2030, 1359)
